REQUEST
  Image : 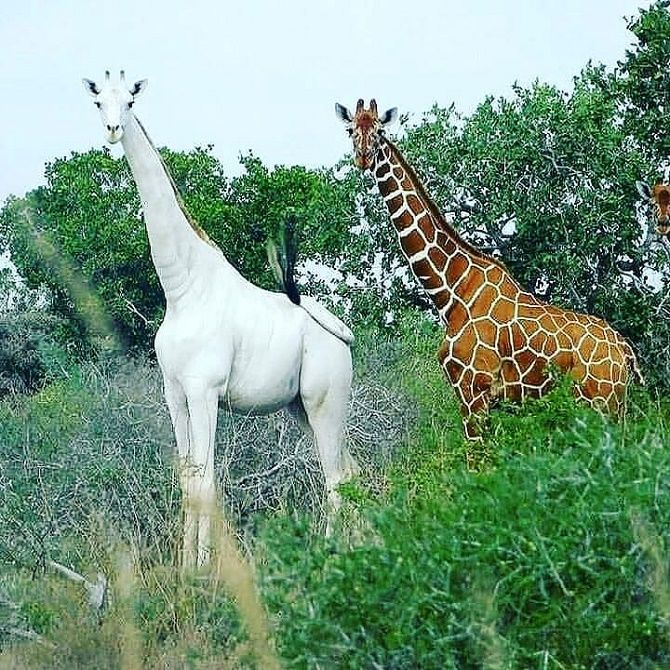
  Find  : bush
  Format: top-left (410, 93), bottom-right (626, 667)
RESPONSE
top-left (0, 312), bottom-right (68, 398)
top-left (259, 328), bottom-right (670, 669)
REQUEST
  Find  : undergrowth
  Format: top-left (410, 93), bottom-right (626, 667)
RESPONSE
top-left (262, 378), bottom-right (670, 668)
top-left (0, 317), bottom-right (668, 668)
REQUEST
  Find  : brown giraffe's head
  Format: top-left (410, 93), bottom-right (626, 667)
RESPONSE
top-left (335, 99), bottom-right (397, 170)
top-left (636, 180), bottom-right (670, 236)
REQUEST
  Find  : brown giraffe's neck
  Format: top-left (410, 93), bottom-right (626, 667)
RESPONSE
top-left (372, 138), bottom-right (522, 320)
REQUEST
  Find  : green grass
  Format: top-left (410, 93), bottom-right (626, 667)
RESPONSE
top-left (1, 316), bottom-right (669, 668)
top-left (259, 388), bottom-right (670, 668)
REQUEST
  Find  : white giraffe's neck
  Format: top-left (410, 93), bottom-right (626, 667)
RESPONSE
top-left (120, 115), bottom-right (225, 303)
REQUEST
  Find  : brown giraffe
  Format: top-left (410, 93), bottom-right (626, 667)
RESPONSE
top-left (337, 99), bottom-right (643, 439)
top-left (636, 180), bottom-right (670, 237)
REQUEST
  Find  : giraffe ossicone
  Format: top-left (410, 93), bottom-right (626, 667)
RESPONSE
top-left (83, 71), bottom-right (357, 567)
top-left (338, 99), bottom-right (643, 440)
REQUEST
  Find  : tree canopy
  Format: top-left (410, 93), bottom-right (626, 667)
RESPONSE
top-left (1, 1), bottom-right (669, 388)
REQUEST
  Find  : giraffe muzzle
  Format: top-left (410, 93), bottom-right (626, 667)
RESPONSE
top-left (106, 126), bottom-right (123, 143)
top-left (355, 153), bottom-right (373, 170)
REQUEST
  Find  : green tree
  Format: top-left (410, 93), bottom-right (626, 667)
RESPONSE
top-left (218, 153), bottom-right (356, 290)
top-left (348, 11), bottom-right (670, 387)
top-left (618, 0), bottom-right (670, 159)
top-left (0, 147), bottom-right (358, 351)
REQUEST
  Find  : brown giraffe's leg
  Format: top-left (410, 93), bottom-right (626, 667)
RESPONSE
top-left (460, 390), bottom-right (491, 441)
top-left (609, 358), bottom-right (630, 416)
top-left (606, 343), bottom-right (634, 416)
top-left (578, 360), bottom-right (626, 417)
top-left (442, 363), bottom-right (493, 441)
top-left (438, 338), bottom-right (499, 442)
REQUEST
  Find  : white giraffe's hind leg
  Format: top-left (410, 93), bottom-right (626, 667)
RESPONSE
top-left (299, 336), bottom-right (356, 534)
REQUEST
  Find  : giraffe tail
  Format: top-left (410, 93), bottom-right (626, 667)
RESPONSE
top-left (267, 215), bottom-right (354, 345)
top-left (267, 215), bottom-right (301, 305)
top-left (622, 340), bottom-right (645, 386)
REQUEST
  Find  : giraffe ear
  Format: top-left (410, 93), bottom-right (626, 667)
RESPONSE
top-left (379, 107), bottom-right (398, 127)
top-left (130, 79), bottom-right (148, 97)
top-left (335, 103), bottom-right (353, 123)
top-left (636, 180), bottom-right (653, 200)
top-left (82, 78), bottom-right (100, 96)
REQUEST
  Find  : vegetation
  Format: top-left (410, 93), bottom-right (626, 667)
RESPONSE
top-left (0, 323), bottom-right (669, 668)
top-left (1, 2), bottom-right (670, 668)
top-left (262, 377), bottom-right (670, 669)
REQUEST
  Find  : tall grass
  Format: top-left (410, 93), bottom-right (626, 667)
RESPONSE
top-left (1, 317), bottom-right (669, 668)
top-left (261, 351), bottom-right (670, 668)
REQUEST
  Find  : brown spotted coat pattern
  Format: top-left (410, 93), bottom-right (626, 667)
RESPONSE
top-left (359, 112), bottom-right (642, 439)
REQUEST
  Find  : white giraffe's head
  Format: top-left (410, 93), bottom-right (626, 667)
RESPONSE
top-left (82, 70), bottom-right (148, 144)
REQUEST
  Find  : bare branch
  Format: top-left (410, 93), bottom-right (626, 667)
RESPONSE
top-left (47, 559), bottom-right (108, 612)
top-left (122, 296), bottom-right (152, 326)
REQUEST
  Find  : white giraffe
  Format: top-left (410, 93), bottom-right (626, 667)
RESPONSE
top-left (83, 71), bottom-right (357, 566)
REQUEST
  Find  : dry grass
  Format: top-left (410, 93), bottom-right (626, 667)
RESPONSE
top-left (0, 353), bottom-right (411, 667)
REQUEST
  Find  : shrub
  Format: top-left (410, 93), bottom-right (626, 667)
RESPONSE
top-left (0, 312), bottom-right (68, 398)
top-left (260, 332), bottom-right (670, 668)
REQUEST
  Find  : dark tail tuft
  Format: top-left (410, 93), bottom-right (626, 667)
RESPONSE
top-left (267, 215), bottom-right (301, 305)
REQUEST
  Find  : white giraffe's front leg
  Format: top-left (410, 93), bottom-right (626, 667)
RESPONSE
top-left (163, 378), bottom-right (196, 561)
top-left (183, 382), bottom-right (220, 568)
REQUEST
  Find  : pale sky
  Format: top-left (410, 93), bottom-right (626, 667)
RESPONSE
top-left (0, 1), bottom-right (653, 205)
